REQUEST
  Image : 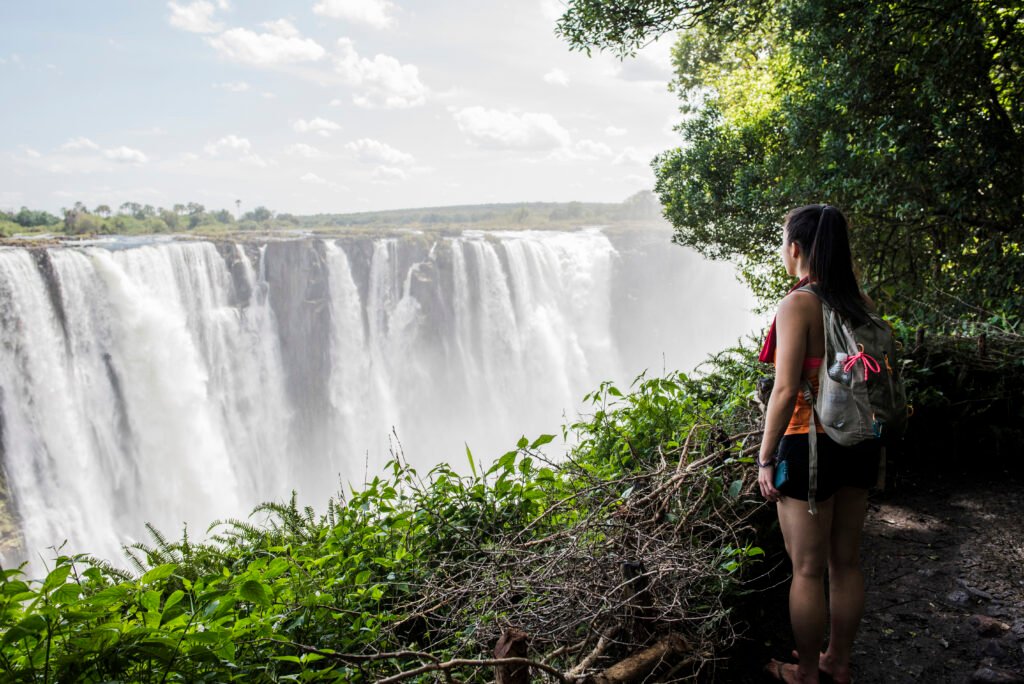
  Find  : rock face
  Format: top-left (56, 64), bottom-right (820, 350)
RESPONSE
top-left (0, 456), bottom-right (25, 561)
top-left (264, 240), bottom-right (333, 473)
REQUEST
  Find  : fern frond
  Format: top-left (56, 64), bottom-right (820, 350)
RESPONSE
top-left (81, 555), bottom-right (135, 582)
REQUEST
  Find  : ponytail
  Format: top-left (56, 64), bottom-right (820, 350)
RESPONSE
top-left (784, 204), bottom-right (871, 326)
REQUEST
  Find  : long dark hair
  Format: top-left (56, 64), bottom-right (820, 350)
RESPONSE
top-left (784, 204), bottom-right (871, 326)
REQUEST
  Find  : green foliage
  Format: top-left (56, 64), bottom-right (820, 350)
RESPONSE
top-left (242, 206), bottom-right (274, 223)
top-left (561, 0), bottom-right (1024, 326)
top-left (7, 207), bottom-right (61, 228)
top-left (0, 345), bottom-right (772, 681)
top-left (0, 218), bottom-right (20, 237)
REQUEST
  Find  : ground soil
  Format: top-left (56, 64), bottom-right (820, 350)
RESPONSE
top-left (719, 463), bottom-right (1024, 683)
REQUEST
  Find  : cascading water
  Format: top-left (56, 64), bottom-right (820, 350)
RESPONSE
top-left (0, 227), bottom-right (758, 568)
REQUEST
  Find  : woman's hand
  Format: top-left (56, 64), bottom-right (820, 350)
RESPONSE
top-left (757, 456), bottom-right (782, 503)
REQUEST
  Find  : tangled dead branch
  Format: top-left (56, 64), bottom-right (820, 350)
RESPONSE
top-left (361, 428), bottom-right (765, 682)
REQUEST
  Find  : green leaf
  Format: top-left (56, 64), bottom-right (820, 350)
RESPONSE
top-left (42, 565), bottom-right (72, 593)
top-left (141, 563), bottom-right (178, 585)
top-left (50, 583), bottom-right (82, 604)
top-left (141, 589), bottom-right (162, 613)
top-left (727, 479), bottom-right (743, 498)
top-left (465, 443), bottom-right (476, 478)
top-left (87, 584), bottom-right (132, 607)
top-left (238, 579), bottom-right (270, 607)
top-left (516, 435), bottom-right (529, 449)
top-left (164, 589), bottom-right (185, 612)
top-left (2, 614), bottom-right (47, 646)
top-left (265, 557), bottom-right (290, 579)
top-left (529, 434), bottom-right (556, 449)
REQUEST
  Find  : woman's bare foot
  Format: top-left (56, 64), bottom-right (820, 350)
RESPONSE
top-left (819, 651), bottom-right (852, 684)
top-left (789, 649), bottom-right (852, 683)
top-left (765, 658), bottom-right (819, 683)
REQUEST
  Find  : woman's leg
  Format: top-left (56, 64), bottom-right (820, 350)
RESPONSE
top-left (777, 495), bottom-right (835, 683)
top-left (822, 486), bottom-right (869, 682)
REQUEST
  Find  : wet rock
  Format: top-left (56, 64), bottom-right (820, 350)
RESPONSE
top-left (1010, 619), bottom-right (1024, 639)
top-left (949, 589), bottom-right (972, 605)
top-left (982, 640), bottom-right (1007, 659)
top-left (972, 615), bottom-right (1012, 638)
top-left (970, 666), bottom-right (1024, 683)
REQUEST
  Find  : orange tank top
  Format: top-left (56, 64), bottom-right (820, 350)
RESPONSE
top-left (785, 357), bottom-right (825, 435)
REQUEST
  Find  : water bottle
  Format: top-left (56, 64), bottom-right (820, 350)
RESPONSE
top-left (828, 352), bottom-right (852, 386)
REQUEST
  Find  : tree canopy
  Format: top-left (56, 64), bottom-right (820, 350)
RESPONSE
top-left (560, 0), bottom-right (1024, 324)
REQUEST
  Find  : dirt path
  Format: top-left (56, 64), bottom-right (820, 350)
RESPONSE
top-left (721, 467), bottom-right (1024, 683)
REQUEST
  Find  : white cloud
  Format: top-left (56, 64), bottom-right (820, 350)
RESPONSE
top-left (286, 143), bottom-right (326, 159)
top-left (329, 98), bottom-right (343, 107)
top-left (207, 22), bottom-right (326, 65)
top-left (214, 80), bottom-right (250, 92)
top-left (300, 172), bottom-right (346, 190)
top-left (103, 146), bottom-right (149, 164)
top-left (216, 0), bottom-right (230, 9)
top-left (241, 154), bottom-right (269, 167)
top-left (313, 0), bottom-right (394, 29)
top-left (345, 138), bottom-right (413, 165)
top-left (543, 68), bottom-right (569, 86)
top-left (21, 146), bottom-right (42, 158)
top-left (372, 165), bottom-right (407, 182)
top-left (575, 139), bottom-right (613, 158)
top-left (452, 106), bottom-right (571, 150)
top-left (334, 39), bottom-right (427, 109)
top-left (613, 146), bottom-right (653, 166)
top-left (58, 138), bottom-right (148, 164)
top-left (300, 172), bottom-right (329, 185)
top-left (605, 125), bottom-right (628, 137)
top-left (261, 18), bottom-right (299, 38)
top-left (293, 117), bottom-right (341, 137)
top-left (168, 1), bottom-right (223, 34)
top-left (204, 134), bottom-right (252, 156)
top-left (62, 137), bottom-right (101, 151)
top-left (548, 139), bottom-right (615, 162)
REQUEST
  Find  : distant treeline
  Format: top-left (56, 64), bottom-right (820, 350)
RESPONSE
top-left (0, 191), bottom-right (662, 237)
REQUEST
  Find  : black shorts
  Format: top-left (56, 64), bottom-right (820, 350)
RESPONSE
top-left (775, 433), bottom-right (881, 501)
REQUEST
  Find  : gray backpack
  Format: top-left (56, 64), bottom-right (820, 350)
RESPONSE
top-left (799, 285), bottom-right (907, 513)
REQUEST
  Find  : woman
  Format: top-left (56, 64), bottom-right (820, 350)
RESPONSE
top-left (756, 204), bottom-right (880, 684)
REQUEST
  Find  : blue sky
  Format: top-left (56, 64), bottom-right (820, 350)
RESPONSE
top-left (1, 1), bottom-right (683, 215)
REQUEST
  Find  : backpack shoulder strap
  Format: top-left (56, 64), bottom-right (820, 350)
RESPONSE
top-left (795, 283), bottom-right (821, 298)
top-left (803, 379), bottom-right (819, 516)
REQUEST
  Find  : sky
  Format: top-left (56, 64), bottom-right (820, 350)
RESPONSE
top-left (0, 0), bottom-right (685, 216)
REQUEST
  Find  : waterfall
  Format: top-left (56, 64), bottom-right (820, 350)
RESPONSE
top-left (0, 228), bottom-right (757, 567)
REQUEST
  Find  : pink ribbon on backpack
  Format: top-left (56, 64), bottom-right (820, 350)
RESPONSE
top-left (843, 350), bottom-right (881, 381)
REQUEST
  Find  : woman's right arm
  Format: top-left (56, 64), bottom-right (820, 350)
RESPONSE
top-left (757, 293), bottom-right (811, 501)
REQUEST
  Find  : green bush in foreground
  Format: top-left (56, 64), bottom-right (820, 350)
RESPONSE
top-left (0, 348), bottom-right (771, 682)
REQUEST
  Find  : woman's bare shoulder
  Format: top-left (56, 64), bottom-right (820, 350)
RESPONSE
top-left (779, 289), bottom-right (820, 317)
